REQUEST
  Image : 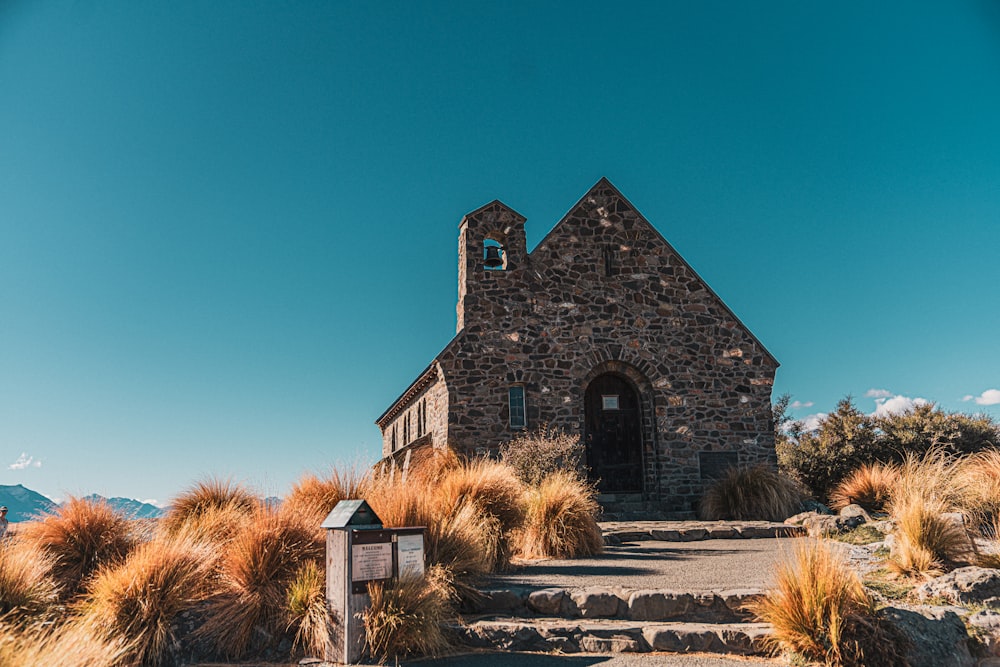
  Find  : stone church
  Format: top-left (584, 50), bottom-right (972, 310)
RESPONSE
top-left (375, 178), bottom-right (778, 514)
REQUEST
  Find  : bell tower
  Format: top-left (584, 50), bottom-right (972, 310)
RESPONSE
top-left (456, 200), bottom-right (527, 333)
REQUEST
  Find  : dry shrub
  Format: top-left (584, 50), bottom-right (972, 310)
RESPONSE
top-left (0, 539), bottom-right (60, 622)
top-left (829, 462), bottom-right (898, 512)
top-left (0, 618), bottom-right (129, 667)
top-left (18, 496), bottom-right (136, 598)
top-left (519, 470), bottom-right (603, 559)
top-left (285, 561), bottom-right (332, 659)
top-left (282, 466), bottom-right (371, 529)
top-left (160, 478), bottom-right (259, 538)
top-left (198, 507), bottom-right (324, 658)
top-left (750, 540), bottom-right (905, 667)
top-left (80, 533), bottom-right (215, 666)
top-left (363, 565), bottom-right (454, 661)
top-left (499, 425), bottom-right (583, 485)
top-left (887, 492), bottom-right (972, 578)
top-left (698, 465), bottom-right (803, 522)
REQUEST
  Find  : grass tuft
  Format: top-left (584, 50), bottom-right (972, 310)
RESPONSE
top-left (285, 561), bottom-right (332, 659)
top-left (282, 466), bottom-right (371, 529)
top-left (17, 496), bottom-right (136, 598)
top-left (160, 478), bottom-right (259, 539)
top-left (0, 539), bottom-right (60, 622)
top-left (829, 462), bottom-right (898, 512)
top-left (519, 470), bottom-right (603, 559)
top-left (363, 565), bottom-right (454, 661)
top-left (698, 465), bottom-right (803, 522)
top-left (887, 492), bottom-right (972, 578)
top-left (0, 618), bottom-right (129, 667)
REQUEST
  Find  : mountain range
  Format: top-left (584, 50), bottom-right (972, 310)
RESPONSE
top-left (0, 484), bottom-right (164, 522)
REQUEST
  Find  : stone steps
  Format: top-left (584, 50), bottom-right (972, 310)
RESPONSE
top-left (602, 521), bottom-right (805, 544)
top-left (454, 618), bottom-right (773, 655)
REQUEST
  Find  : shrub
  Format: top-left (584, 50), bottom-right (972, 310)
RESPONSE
top-left (519, 470), bottom-right (603, 559)
top-left (282, 466), bottom-right (371, 529)
top-left (698, 465), bottom-right (802, 522)
top-left (285, 561), bottom-right (332, 659)
top-left (828, 462), bottom-right (898, 512)
top-left (18, 496), bottom-right (136, 598)
top-left (198, 507), bottom-right (324, 658)
top-left (0, 618), bottom-right (128, 667)
top-left (0, 540), bottom-right (60, 622)
top-left (363, 565), bottom-right (453, 661)
top-left (80, 533), bottom-right (215, 667)
top-left (750, 540), bottom-right (905, 667)
top-left (160, 478), bottom-right (259, 538)
top-left (499, 425), bottom-right (584, 485)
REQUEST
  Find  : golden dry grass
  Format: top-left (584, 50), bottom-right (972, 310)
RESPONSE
top-left (887, 492), bottom-right (972, 578)
top-left (363, 565), bottom-right (454, 661)
top-left (17, 496), bottom-right (136, 599)
top-left (285, 561), bottom-right (332, 659)
top-left (828, 462), bottom-right (898, 512)
top-left (698, 465), bottom-right (802, 522)
top-left (0, 539), bottom-right (60, 622)
top-left (955, 448), bottom-right (1000, 531)
top-left (159, 478), bottom-right (259, 538)
top-left (0, 618), bottom-right (129, 667)
top-left (281, 466), bottom-right (371, 529)
top-left (79, 532), bottom-right (216, 667)
top-left (749, 540), bottom-right (905, 667)
top-left (198, 507), bottom-right (324, 658)
top-left (518, 470), bottom-right (603, 560)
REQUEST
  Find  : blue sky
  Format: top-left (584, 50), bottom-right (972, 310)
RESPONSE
top-left (2, 1), bottom-right (999, 506)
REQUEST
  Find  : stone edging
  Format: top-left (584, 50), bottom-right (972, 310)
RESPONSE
top-left (601, 520), bottom-right (805, 544)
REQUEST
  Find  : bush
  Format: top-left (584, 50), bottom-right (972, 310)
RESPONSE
top-left (499, 425), bottom-right (583, 485)
top-left (519, 470), bottom-right (603, 559)
top-left (363, 565), bottom-right (454, 661)
top-left (282, 466), bottom-right (371, 529)
top-left (160, 478), bottom-right (259, 538)
top-left (0, 540), bottom-right (60, 622)
top-left (828, 462), bottom-right (898, 512)
top-left (81, 533), bottom-right (215, 667)
top-left (18, 496), bottom-right (136, 598)
top-left (698, 465), bottom-right (802, 522)
top-left (750, 540), bottom-right (906, 667)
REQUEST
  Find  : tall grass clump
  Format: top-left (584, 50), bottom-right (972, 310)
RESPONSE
top-left (286, 561), bottom-right (332, 659)
top-left (499, 425), bottom-right (583, 485)
top-left (750, 540), bottom-right (905, 667)
top-left (0, 540), bottom-right (60, 622)
top-left (955, 448), bottom-right (1000, 531)
top-left (0, 618), bottom-right (129, 667)
top-left (199, 507), bottom-right (324, 658)
top-left (80, 533), bottom-right (215, 667)
top-left (160, 478), bottom-right (259, 540)
top-left (282, 466), bottom-right (371, 529)
top-left (363, 565), bottom-right (454, 661)
top-left (828, 462), bottom-right (898, 512)
top-left (18, 496), bottom-right (136, 598)
top-left (698, 465), bottom-right (802, 522)
top-left (519, 470), bottom-right (603, 559)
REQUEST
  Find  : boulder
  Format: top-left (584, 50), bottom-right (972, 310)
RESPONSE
top-left (915, 567), bottom-right (1000, 606)
top-left (882, 605), bottom-right (974, 667)
top-left (839, 503), bottom-right (872, 521)
top-left (967, 609), bottom-right (1000, 657)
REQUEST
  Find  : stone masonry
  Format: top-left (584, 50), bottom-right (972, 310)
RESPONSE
top-left (375, 178), bottom-right (779, 514)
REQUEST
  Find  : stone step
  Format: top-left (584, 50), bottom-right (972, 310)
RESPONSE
top-left (463, 587), bottom-right (763, 624)
top-left (454, 617), bottom-right (773, 655)
top-left (602, 521), bottom-right (805, 544)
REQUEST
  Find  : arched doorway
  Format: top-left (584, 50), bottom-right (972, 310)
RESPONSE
top-left (584, 373), bottom-right (643, 493)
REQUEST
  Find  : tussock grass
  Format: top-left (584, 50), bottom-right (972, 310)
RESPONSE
top-left (282, 466), bottom-right (371, 529)
top-left (160, 478), bottom-right (259, 539)
top-left (750, 540), bottom-right (905, 667)
top-left (519, 470), bottom-right (603, 559)
top-left (363, 565), bottom-right (454, 661)
top-left (698, 465), bottom-right (802, 522)
top-left (955, 448), bottom-right (1000, 531)
top-left (18, 496), bottom-right (136, 598)
top-left (829, 463), bottom-right (898, 512)
top-left (0, 540), bottom-right (60, 622)
top-left (888, 492), bottom-right (972, 578)
top-left (198, 507), bottom-right (323, 658)
top-left (0, 618), bottom-right (129, 667)
top-left (80, 532), bottom-right (215, 667)
top-left (286, 561), bottom-right (332, 659)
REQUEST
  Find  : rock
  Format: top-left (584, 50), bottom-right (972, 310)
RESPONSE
top-left (840, 503), bottom-right (872, 521)
top-left (784, 510), bottom-right (819, 526)
top-left (883, 605), bottom-right (974, 667)
top-left (570, 589), bottom-right (624, 617)
top-left (967, 609), bottom-right (1000, 657)
top-left (915, 567), bottom-right (1000, 606)
top-left (799, 499), bottom-right (832, 515)
top-left (627, 591), bottom-right (693, 620)
top-left (526, 588), bottom-right (566, 615)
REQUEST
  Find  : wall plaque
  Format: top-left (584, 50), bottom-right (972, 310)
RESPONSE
top-left (397, 533), bottom-right (425, 576)
top-left (351, 542), bottom-right (393, 583)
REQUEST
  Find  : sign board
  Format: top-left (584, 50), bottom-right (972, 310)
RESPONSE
top-left (396, 532), bottom-right (425, 577)
top-left (351, 542), bottom-right (393, 583)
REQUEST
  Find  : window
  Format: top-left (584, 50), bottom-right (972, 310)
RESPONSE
top-left (403, 413), bottom-right (409, 444)
top-left (602, 395), bottom-right (620, 410)
top-left (391, 424), bottom-right (397, 451)
top-left (508, 386), bottom-right (526, 429)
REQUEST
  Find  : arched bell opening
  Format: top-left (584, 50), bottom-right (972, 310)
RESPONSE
top-left (584, 372), bottom-right (644, 494)
top-left (483, 238), bottom-right (507, 270)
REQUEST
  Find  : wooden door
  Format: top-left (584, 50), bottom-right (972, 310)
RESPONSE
top-left (584, 373), bottom-right (643, 493)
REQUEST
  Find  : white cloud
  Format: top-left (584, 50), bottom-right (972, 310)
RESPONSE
top-left (790, 400), bottom-right (814, 409)
top-left (963, 389), bottom-right (1000, 406)
top-left (800, 413), bottom-right (828, 432)
top-left (8, 452), bottom-right (42, 470)
top-left (866, 388), bottom-right (892, 399)
top-left (872, 394), bottom-right (929, 417)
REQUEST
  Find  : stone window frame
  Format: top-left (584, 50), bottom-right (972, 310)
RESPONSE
top-left (508, 385), bottom-right (526, 430)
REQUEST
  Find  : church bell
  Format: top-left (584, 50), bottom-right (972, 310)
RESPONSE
top-left (484, 245), bottom-right (504, 269)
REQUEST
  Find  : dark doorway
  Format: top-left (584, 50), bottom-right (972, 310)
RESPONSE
top-left (584, 373), bottom-right (643, 493)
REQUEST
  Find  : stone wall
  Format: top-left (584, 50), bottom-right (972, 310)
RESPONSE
top-left (377, 364), bottom-right (449, 458)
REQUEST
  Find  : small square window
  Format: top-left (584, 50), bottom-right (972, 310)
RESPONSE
top-left (508, 386), bottom-right (526, 429)
top-left (602, 395), bottom-right (619, 410)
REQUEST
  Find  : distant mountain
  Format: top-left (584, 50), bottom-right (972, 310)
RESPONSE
top-left (0, 484), bottom-right (58, 522)
top-left (82, 494), bottom-right (165, 519)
